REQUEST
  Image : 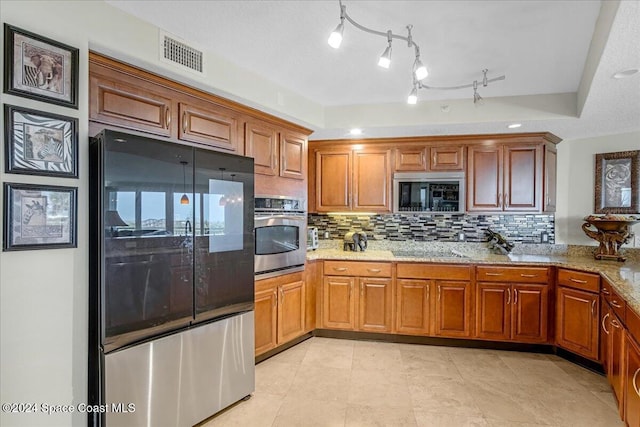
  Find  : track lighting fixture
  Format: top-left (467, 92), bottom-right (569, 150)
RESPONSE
top-left (327, 1), bottom-right (505, 104)
top-left (377, 31), bottom-right (392, 69)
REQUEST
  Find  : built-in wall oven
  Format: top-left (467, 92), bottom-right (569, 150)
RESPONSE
top-left (254, 196), bottom-right (306, 279)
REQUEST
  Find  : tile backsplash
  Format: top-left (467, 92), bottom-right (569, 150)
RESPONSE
top-left (308, 213), bottom-right (555, 244)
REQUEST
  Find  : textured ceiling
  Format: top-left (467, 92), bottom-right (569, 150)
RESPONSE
top-left (107, 0), bottom-right (640, 141)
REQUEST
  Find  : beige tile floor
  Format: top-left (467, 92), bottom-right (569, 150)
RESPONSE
top-left (202, 337), bottom-right (624, 427)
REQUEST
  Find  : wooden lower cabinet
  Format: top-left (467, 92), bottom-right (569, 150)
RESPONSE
top-left (358, 277), bottom-right (393, 332)
top-left (396, 279), bottom-right (431, 335)
top-left (556, 286), bottom-right (600, 360)
top-left (608, 310), bottom-right (625, 417)
top-left (323, 275), bottom-right (393, 332)
top-left (254, 288), bottom-right (278, 355)
top-left (254, 272), bottom-right (306, 356)
top-left (434, 281), bottom-right (473, 338)
top-left (323, 276), bottom-right (356, 329)
top-left (475, 281), bottom-right (548, 343)
top-left (626, 333), bottom-right (640, 426)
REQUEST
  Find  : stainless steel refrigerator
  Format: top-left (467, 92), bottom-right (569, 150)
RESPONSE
top-left (89, 129), bottom-right (255, 426)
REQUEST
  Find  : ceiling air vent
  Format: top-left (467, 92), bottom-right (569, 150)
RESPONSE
top-left (160, 31), bottom-right (204, 74)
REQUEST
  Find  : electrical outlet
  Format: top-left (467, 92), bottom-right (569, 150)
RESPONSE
top-left (458, 232), bottom-right (465, 241)
top-left (541, 231), bottom-right (549, 243)
top-left (634, 234), bottom-right (640, 248)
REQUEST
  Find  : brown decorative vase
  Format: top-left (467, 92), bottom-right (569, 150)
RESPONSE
top-left (582, 217), bottom-right (639, 262)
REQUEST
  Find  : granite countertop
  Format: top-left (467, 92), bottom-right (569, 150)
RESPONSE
top-left (307, 244), bottom-right (640, 316)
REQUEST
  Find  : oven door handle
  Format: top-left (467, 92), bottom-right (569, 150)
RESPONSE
top-left (255, 215), bottom-right (306, 221)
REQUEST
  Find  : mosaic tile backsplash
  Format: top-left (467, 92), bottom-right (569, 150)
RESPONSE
top-left (308, 213), bottom-right (555, 244)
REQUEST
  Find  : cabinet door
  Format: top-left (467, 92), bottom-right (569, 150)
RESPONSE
top-left (323, 276), bottom-right (356, 329)
top-left (245, 121), bottom-right (278, 176)
top-left (89, 74), bottom-right (173, 137)
top-left (395, 147), bottom-right (427, 171)
top-left (179, 102), bottom-right (238, 152)
top-left (601, 300), bottom-right (611, 371)
top-left (625, 334), bottom-right (640, 427)
top-left (396, 279), bottom-right (430, 335)
top-left (277, 280), bottom-right (306, 344)
top-left (608, 312), bottom-right (625, 414)
top-left (315, 150), bottom-right (352, 212)
top-left (543, 144), bottom-right (557, 212)
top-left (512, 284), bottom-right (548, 343)
top-left (353, 149), bottom-right (391, 212)
top-left (467, 145), bottom-right (503, 211)
top-left (434, 281), bottom-right (472, 338)
top-left (280, 131), bottom-right (306, 180)
top-left (358, 277), bottom-right (393, 332)
top-left (255, 288), bottom-right (277, 356)
top-left (556, 286), bottom-right (599, 360)
top-left (503, 145), bottom-right (542, 211)
top-left (430, 146), bottom-right (464, 171)
top-left (475, 283), bottom-right (510, 341)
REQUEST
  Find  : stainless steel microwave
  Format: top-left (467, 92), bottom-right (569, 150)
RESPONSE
top-left (393, 172), bottom-right (465, 213)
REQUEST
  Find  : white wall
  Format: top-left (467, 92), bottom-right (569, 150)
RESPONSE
top-left (0, 1), bottom-right (638, 426)
top-left (555, 131), bottom-right (640, 245)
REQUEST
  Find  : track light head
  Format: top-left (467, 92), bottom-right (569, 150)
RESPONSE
top-left (328, 21), bottom-right (344, 49)
top-left (378, 44), bottom-right (392, 68)
top-left (413, 57), bottom-right (428, 80)
top-left (407, 86), bottom-right (418, 104)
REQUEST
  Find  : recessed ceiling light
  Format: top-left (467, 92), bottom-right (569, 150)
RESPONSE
top-left (612, 69), bottom-right (639, 79)
top-left (349, 128), bottom-right (363, 136)
top-left (507, 123), bottom-right (522, 129)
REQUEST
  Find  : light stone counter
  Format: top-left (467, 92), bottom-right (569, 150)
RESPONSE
top-left (307, 245), bottom-right (640, 316)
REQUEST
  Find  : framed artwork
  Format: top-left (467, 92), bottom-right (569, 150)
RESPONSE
top-left (3, 23), bottom-right (79, 109)
top-left (595, 150), bottom-right (640, 214)
top-left (4, 104), bottom-right (78, 177)
top-left (3, 183), bottom-right (77, 251)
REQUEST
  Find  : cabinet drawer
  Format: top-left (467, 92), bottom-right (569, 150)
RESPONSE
top-left (602, 278), bottom-right (626, 321)
top-left (324, 261), bottom-right (391, 277)
top-left (396, 263), bottom-right (471, 281)
top-left (476, 266), bottom-right (549, 283)
top-left (557, 269), bottom-right (600, 293)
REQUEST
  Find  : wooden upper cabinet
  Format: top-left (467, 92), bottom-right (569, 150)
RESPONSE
top-left (394, 145), bottom-right (463, 172)
top-left (503, 144), bottom-right (542, 211)
top-left (467, 143), bottom-right (542, 212)
top-left (544, 144), bottom-right (557, 212)
top-left (179, 102), bottom-right (238, 152)
top-left (430, 146), bottom-right (464, 171)
top-left (315, 150), bottom-right (352, 211)
top-left (245, 121), bottom-right (278, 176)
top-left (353, 149), bottom-right (392, 212)
top-left (280, 131), bottom-right (306, 180)
top-left (467, 145), bottom-right (503, 211)
top-left (395, 147), bottom-right (427, 171)
top-left (90, 73), bottom-right (173, 138)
